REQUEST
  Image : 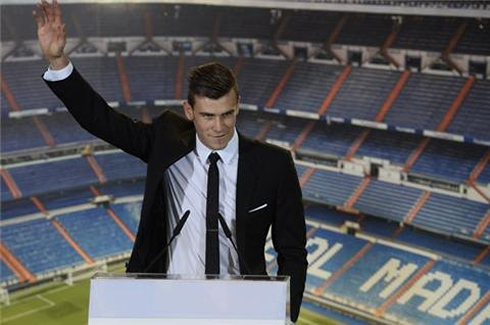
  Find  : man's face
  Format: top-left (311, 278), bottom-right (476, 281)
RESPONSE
top-left (184, 89), bottom-right (239, 150)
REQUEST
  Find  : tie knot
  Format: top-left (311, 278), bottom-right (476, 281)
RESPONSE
top-left (208, 152), bottom-right (220, 165)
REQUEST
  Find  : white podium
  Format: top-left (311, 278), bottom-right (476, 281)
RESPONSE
top-left (88, 273), bottom-right (290, 324)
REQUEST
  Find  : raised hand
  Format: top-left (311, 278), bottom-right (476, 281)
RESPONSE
top-left (33, 0), bottom-right (69, 69)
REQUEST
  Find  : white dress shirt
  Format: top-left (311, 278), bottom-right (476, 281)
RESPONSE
top-left (43, 62), bottom-right (241, 275)
top-left (165, 131), bottom-right (240, 276)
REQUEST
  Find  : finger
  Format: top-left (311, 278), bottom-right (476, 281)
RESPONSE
top-left (41, 0), bottom-right (50, 23)
top-left (53, 0), bottom-right (62, 25)
top-left (32, 5), bottom-right (45, 29)
top-left (41, 0), bottom-right (53, 23)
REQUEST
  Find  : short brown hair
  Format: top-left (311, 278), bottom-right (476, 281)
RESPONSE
top-left (187, 62), bottom-right (239, 107)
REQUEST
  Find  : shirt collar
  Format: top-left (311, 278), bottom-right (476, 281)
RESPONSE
top-left (195, 128), bottom-right (239, 165)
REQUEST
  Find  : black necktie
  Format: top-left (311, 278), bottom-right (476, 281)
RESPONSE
top-left (205, 152), bottom-right (220, 275)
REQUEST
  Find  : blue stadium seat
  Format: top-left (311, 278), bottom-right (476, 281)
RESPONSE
top-left (1, 219), bottom-right (84, 274)
top-left (56, 207), bottom-right (133, 259)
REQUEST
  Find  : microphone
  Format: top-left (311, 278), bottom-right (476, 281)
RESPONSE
top-left (218, 213), bottom-right (250, 274)
top-left (143, 210), bottom-right (190, 273)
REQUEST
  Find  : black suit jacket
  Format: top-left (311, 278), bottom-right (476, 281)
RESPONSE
top-left (45, 68), bottom-right (308, 321)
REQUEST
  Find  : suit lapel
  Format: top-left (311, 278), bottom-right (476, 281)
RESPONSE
top-left (236, 134), bottom-right (258, 274)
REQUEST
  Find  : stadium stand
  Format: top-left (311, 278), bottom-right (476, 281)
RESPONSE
top-left (446, 79), bottom-right (490, 140)
top-left (125, 56), bottom-right (178, 102)
top-left (55, 207), bottom-right (133, 259)
top-left (274, 62), bottom-right (344, 113)
top-left (356, 129), bottom-right (421, 165)
top-left (412, 193), bottom-right (489, 240)
top-left (300, 123), bottom-right (362, 157)
top-left (1, 3), bottom-right (489, 324)
top-left (383, 73), bottom-right (466, 130)
top-left (7, 158), bottom-right (98, 197)
top-left (302, 169), bottom-right (363, 206)
top-left (0, 260), bottom-right (16, 283)
top-left (110, 202), bottom-right (143, 234)
top-left (410, 140), bottom-right (488, 183)
top-left (391, 16), bottom-right (460, 52)
top-left (1, 219), bottom-right (84, 274)
top-left (325, 67), bottom-right (401, 121)
top-left (353, 180), bottom-right (423, 223)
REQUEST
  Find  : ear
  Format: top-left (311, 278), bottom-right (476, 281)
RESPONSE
top-left (183, 101), bottom-right (194, 121)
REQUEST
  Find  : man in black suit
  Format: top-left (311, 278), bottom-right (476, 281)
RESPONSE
top-left (34, 0), bottom-right (307, 321)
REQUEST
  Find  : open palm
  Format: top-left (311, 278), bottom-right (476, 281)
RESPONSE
top-left (33, 0), bottom-right (66, 60)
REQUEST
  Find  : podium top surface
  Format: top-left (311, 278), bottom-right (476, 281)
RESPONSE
top-left (92, 272), bottom-right (290, 282)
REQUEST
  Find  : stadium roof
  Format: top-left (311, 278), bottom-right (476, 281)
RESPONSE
top-left (1, 0), bottom-right (489, 18)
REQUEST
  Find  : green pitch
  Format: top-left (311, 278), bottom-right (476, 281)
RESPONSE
top-left (0, 263), bottom-right (337, 325)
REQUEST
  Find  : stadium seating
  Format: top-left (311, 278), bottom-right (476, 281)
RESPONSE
top-left (110, 202), bottom-right (142, 234)
top-left (0, 260), bottom-right (17, 283)
top-left (238, 58), bottom-right (290, 108)
top-left (1, 219), bottom-right (84, 274)
top-left (274, 62), bottom-right (344, 113)
top-left (455, 19), bottom-right (490, 56)
top-left (412, 193), bottom-right (489, 240)
top-left (302, 169), bottom-right (363, 206)
top-left (94, 152), bottom-right (146, 182)
top-left (384, 73), bottom-right (466, 130)
top-left (336, 14), bottom-right (394, 47)
top-left (300, 123), bottom-right (362, 157)
top-left (265, 115), bottom-right (309, 146)
top-left (356, 129), bottom-right (421, 165)
top-left (55, 207), bottom-right (133, 259)
top-left (447, 79), bottom-right (490, 140)
top-left (354, 179), bottom-right (423, 222)
top-left (7, 157), bottom-right (98, 197)
top-left (70, 57), bottom-right (124, 103)
top-left (392, 16), bottom-right (460, 52)
top-left (125, 56), bottom-right (178, 102)
top-left (1, 198), bottom-right (39, 221)
top-left (1, 117), bottom-right (48, 153)
top-left (326, 67), bottom-right (401, 121)
top-left (2, 7), bottom-right (489, 325)
top-left (410, 140), bottom-right (487, 183)
top-left (1, 60), bottom-right (61, 111)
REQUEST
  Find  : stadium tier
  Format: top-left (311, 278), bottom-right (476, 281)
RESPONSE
top-left (55, 207), bottom-right (133, 259)
top-left (302, 169), bottom-right (363, 206)
top-left (353, 179), bottom-right (424, 223)
top-left (1, 3), bottom-right (489, 324)
top-left (1, 219), bottom-right (85, 274)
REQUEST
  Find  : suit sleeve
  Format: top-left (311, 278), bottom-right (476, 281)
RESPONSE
top-left (44, 68), bottom-right (153, 162)
top-left (272, 151), bottom-right (308, 322)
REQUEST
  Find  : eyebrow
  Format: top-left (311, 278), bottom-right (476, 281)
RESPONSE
top-left (199, 108), bottom-right (236, 117)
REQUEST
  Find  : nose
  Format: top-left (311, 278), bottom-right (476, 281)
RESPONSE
top-left (213, 116), bottom-right (224, 132)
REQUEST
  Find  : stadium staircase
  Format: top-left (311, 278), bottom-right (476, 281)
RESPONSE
top-left (175, 53), bottom-right (185, 99)
top-left (403, 190), bottom-right (431, 225)
top-left (0, 169), bottom-right (21, 199)
top-left (380, 18), bottom-right (401, 67)
top-left (0, 242), bottom-right (36, 283)
top-left (1, 75), bottom-right (55, 148)
top-left (265, 59), bottom-right (297, 109)
top-left (325, 15), bottom-right (348, 63)
top-left (317, 65), bottom-right (352, 115)
top-left (51, 218), bottom-right (95, 265)
top-left (443, 21), bottom-right (468, 74)
top-left (85, 155), bottom-right (108, 184)
top-left (116, 54), bottom-right (132, 103)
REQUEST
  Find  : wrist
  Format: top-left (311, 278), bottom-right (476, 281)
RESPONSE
top-left (48, 54), bottom-right (69, 70)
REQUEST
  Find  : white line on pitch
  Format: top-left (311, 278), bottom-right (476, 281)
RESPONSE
top-left (2, 295), bottom-right (56, 323)
top-left (36, 294), bottom-right (55, 307)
